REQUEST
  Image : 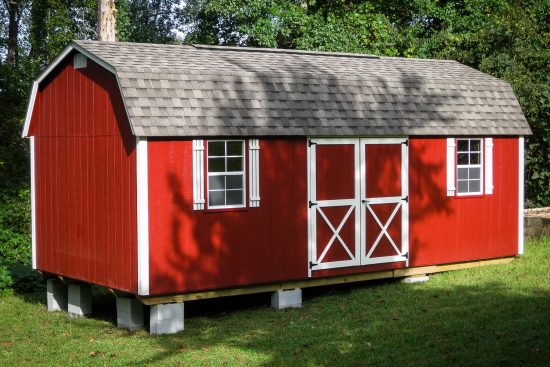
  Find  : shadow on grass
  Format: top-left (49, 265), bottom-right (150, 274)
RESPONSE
top-left (141, 280), bottom-right (548, 366)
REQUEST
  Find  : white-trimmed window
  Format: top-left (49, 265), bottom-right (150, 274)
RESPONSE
top-left (207, 140), bottom-right (246, 208)
top-left (456, 138), bottom-right (483, 195)
top-left (446, 137), bottom-right (494, 197)
top-left (193, 139), bottom-right (260, 210)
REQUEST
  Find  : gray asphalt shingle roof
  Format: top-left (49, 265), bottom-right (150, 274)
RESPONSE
top-left (73, 40), bottom-right (531, 137)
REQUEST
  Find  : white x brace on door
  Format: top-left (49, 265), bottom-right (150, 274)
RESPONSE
top-left (308, 137), bottom-right (409, 274)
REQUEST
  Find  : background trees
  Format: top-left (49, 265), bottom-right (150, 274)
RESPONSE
top-left (0, 0), bottom-right (548, 278)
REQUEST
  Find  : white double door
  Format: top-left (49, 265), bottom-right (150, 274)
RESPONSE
top-left (308, 138), bottom-right (409, 272)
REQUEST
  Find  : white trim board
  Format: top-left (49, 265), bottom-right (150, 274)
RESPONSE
top-left (22, 42), bottom-right (117, 137)
top-left (136, 137), bottom-right (150, 296)
top-left (518, 137), bottom-right (525, 255)
top-left (30, 137), bottom-right (37, 269)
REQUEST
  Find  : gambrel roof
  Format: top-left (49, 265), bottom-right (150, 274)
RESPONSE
top-left (23, 40), bottom-right (531, 137)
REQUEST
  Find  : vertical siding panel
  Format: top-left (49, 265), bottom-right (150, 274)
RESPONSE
top-left (94, 138), bottom-right (104, 282)
top-left (31, 59), bottom-right (137, 293)
top-left (82, 138), bottom-right (90, 281)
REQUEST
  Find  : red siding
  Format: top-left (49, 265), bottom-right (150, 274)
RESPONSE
top-left (30, 56), bottom-right (137, 293)
top-left (148, 139), bottom-right (308, 295)
top-left (408, 137), bottom-right (519, 266)
top-left (148, 137), bottom-right (519, 295)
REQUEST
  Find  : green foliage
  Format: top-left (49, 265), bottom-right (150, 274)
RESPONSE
top-left (0, 188), bottom-right (31, 266)
top-left (0, 266), bottom-right (14, 295)
top-left (116, 0), bottom-right (180, 43)
top-left (8, 263), bottom-right (44, 293)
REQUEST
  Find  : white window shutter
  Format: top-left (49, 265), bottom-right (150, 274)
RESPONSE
top-left (446, 138), bottom-right (456, 196)
top-left (484, 138), bottom-right (494, 195)
top-left (192, 140), bottom-right (205, 210)
top-left (249, 139), bottom-right (260, 207)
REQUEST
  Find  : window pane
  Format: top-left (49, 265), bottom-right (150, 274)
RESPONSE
top-left (457, 180), bottom-right (468, 193)
top-left (457, 140), bottom-right (468, 152)
top-left (469, 180), bottom-right (481, 193)
top-left (227, 157), bottom-right (243, 172)
top-left (208, 141), bottom-right (225, 157)
top-left (457, 168), bottom-right (468, 180)
top-left (209, 191), bottom-right (225, 206)
top-left (226, 175), bottom-right (243, 189)
top-left (457, 153), bottom-right (469, 165)
top-left (470, 139), bottom-right (481, 152)
top-left (208, 158), bottom-right (225, 172)
top-left (209, 176), bottom-right (225, 190)
top-left (469, 167), bottom-right (481, 179)
top-left (227, 141), bottom-right (243, 156)
top-left (470, 153), bottom-right (480, 164)
top-left (226, 190), bottom-right (243, 205)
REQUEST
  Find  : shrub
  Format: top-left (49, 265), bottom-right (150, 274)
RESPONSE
top-left (0, 188), bottom-right (31, 267)
top-left (9, 263), bottom-right (44, 293)
top-left (0, 265), bottom-right (14, 296)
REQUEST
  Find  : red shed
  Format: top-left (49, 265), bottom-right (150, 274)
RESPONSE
top-left (23, 41), bottom-right (531, 333)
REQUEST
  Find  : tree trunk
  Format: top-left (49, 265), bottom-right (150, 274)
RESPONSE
top-left (98, 0), bottom-right (117, 42)
top-left (4, 0), bottom-right (21, 64)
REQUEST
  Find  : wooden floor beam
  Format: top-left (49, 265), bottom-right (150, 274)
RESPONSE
top-left (138, 257), bottom-right (515, 306)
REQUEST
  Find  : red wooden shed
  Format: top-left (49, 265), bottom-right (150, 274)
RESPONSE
top-left (23, 41), bottom-right (531, 333)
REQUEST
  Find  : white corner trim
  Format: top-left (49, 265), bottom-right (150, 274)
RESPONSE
top-left (306, 138), bottom-right (312, 277)
top-left (22, 42), bottom-right (117, 137)
top-left (30, 137), bottom-right (37, 269)
top-left (518, 137), bottom-right (525, 255)
top-left (136, 137), bottom-right (150, 295)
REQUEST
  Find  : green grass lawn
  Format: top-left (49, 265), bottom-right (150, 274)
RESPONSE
top-left (1, 237), bottom-right (549, 366)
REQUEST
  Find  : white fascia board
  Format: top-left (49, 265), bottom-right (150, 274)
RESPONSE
top-left (22, 81), bottom-right (39, 138)
top-left (21, 42), bottom-right (117, 138)
top-left (136, 137), bottom-right (150, 295)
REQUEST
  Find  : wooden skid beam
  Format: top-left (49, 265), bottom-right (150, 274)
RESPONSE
top-left (138, 257), bottom-right (515, 305)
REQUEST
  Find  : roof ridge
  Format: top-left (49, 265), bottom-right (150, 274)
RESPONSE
top-left (191, 44), bottom-right (381, 59)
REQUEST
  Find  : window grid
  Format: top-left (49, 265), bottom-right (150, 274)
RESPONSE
top-left (207, 140), bottom-right (246, 209)
top-left (456, 138), bottom-right (483, 195)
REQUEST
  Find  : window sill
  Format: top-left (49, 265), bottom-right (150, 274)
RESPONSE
top-left (454, 193), bottom-right (487, 199)
top-left (204, 206), bottom-right (249, 214)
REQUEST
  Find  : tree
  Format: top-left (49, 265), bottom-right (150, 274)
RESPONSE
top-left (2, 0), bottom-right (27, 65)
top-left (98, 0), bottom-right (116, 41)
top-left (117, 0), bottom-right (181, 43)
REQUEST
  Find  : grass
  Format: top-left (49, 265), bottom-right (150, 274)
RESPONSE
top-left (1, 237), bottom-right (549, 366)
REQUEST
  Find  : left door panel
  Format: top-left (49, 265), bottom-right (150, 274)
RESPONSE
top-left (309, 139), bottom-right (360, 271)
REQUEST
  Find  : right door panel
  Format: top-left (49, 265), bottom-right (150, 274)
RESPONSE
top-left (361, 139), bottom-right (409, 265)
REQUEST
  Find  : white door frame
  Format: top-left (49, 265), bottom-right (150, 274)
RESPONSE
top-left (308, 138), bottom-right (361, 272)
top-left (308, 137), bottom-right (409, 275)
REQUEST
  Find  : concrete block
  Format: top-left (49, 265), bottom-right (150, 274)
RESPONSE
top-left (68, 284), bottom-right (92, 318)
top-left (402, 275), bottom-right (430, 284)
top-left (271, 288), bottom-right (302, 310)
top-left (47, 279), bottom-right (67, 312)
top-left (150, 303), bottom-right (184, 334)
top-left (116, 297), bottom-right (144, 331)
